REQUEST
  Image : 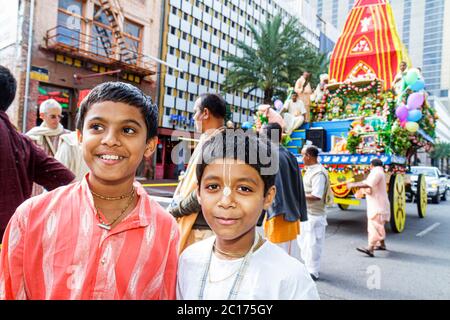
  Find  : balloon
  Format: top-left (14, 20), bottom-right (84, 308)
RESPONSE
top-left (274, 99), bottom-right (283, 111)
top-left (407, 109), bottom-right (423, 122)
top-left (400, 120), bottom-right (406, 128)
top-left (407, 92), bottom-right (425, 110)
top-left (395, 105), bottom-right (409, 121)
top-left (405, 121), bottom-right (419, 133)
top-left (404, 68), bottom-right (421, 86)
top-left (409, 79), bottom-right (425, 91)
top-left (241, 121), bottom-right (252, 130)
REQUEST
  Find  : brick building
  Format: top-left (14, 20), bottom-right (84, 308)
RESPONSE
top-left (0, 0), bottom-right (163, 132)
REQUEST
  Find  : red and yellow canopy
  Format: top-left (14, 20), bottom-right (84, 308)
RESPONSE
top-left (329, 0), bottom-right (411, 89)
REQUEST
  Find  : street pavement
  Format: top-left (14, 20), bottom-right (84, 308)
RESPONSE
top-left (150, 186), bottom-right (450, 300)
top-left (316, 197), bottom-right (450, 300)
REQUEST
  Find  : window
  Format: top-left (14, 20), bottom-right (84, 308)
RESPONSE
top-left (169, 47), bottom-right (175, 55)
top-left (190, 93), bottom-right (195, 101)
top-left (192, 56), bottom-right (197, 63)
top-left (201, 78), bottom-right (205, 85)
top-left (202, 59), bottom-right (207, 67)
top-left (123, 19), bottom-right (142, 64)
top-left (170, 26), bottom-right (176, 35)
top-left (182, 32), bottom-right (188, 40)
top-left (212, 46), bottom-right (217, 53)
top-left (91, 4), bottom-right (118, 57)
top-left (167, 87), bottom-right (172, 95)
top-left (214, 12), bottom-right (219, 18)
top-left (184, 13), bottom-right (188, 21)
top-left (220, 67), bottom-right (225, 74)
top-left (168, 67), bottom-right (173, 75)
top-left (194, 18), bottom-right (199, 26)
top-left (213, 29), bottom-right (218, 36)
top-left (172, 7), bottom-right (177, 14)
top-left (190, 74), bottom-right (195, 82)
top-left (181, 51), bottom-right (186, 59)
top-left (193, 37), bottom-right (198, 45)
top-left (203, 42), bottom-right (207, 49)
top-left (57, 0), bottom-right (84, 48)
top-left (205, 6), bottom-right (210, 13)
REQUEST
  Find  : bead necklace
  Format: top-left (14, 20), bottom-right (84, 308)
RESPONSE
top-left (91, 187), bottom-right (135, 201)
top-left (198, 233), bottom-right (263, 300)
top-left (95, 188), bottom-right (135, 231)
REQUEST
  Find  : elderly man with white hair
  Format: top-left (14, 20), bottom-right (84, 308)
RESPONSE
top-left (26, 99), bottom-right (70, 194)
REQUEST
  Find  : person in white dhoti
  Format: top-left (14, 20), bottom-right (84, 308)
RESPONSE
top-left (393, 61), bottom-right (408, 95)
top-left (311, 74), bottom-right (329, 104)
top-left (282, 92), bottom-right (307, 136)
top-left (298, 145), bottom-right (330, 281)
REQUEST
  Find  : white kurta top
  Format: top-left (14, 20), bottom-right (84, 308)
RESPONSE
top-left (177, 236), bottom-right (320, 300)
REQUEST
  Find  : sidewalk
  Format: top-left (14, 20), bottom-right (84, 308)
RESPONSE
top-left (136, 177), bottom-right (178, 198)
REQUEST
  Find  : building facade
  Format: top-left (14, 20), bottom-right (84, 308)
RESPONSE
top-left (156, 0), bottom-right (337, 178)
top-left (0, 0), bottom-right (163, 132)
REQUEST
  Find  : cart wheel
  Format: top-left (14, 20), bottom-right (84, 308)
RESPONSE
top-left (338, 204), bottom-right (349, 210)
top-left (416, 174), bottom-right (427, 218)
top-left (389, 174), bottom-right (406, 233)
top-left (338, 203), bottom-right (350, 211)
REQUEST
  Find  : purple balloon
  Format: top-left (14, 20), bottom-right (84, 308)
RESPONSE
top-left (407, 93), bottom-right (425, 110)
top-left (395, 105), bottom-right (409, 121)
top-left (274, 99), bottom-right (283, 110)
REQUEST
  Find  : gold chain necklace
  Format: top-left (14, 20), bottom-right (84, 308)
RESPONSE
top-left (96, 188), bottom-right (135, 230)
top-left (91, 187), bottom-right (135, 201)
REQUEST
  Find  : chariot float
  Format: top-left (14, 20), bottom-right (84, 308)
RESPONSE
top-left (287, 0), bottom-right (437, 232)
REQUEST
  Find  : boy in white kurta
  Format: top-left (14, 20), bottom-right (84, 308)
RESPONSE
top-left (176, 130), bottom-right (319, 300)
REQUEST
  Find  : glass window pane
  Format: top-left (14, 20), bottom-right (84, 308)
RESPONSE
top-left (57, 12), bottom-right (80, 46)
top-left (91, 25), bottom-right (114, 57)
top-left (124, 20), bottom-right (141, 38)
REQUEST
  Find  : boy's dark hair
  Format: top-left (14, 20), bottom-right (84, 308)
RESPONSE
top-left (261, 122), bottom-right (282, 144)
top-left (371, 158), bottom-right (383, 167)
top-left (196, 130), bottom-right (277, 196)
top-left (76, 81), bottom-right (158, 139)
top-left (304, 145), bottom-right (319, 158)
top-left (0, 66), bottom-right (17, 112)
top-left (198, 93), bottom-right (226, 119)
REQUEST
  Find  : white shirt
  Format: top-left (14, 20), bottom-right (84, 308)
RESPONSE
top-left (177, 236), bottom-right (320, 300)
top-left (305, 164), bottom-right (326, 199)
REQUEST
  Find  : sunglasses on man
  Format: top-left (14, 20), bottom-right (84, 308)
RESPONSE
top-left (48, 114), bottom-right (64, 120)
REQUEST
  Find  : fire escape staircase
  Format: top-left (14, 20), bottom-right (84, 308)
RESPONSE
top-left (95, 0), bottom-right (134, 63)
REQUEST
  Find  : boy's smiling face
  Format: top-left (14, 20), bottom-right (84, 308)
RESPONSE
top-left (198, 158), bottom-right (275, 241)
top-left (79, 101), bottom-right (156, 185)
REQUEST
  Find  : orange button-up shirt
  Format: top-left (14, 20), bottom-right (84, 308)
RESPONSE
top-left (0, 176), bottom-right (179, 300)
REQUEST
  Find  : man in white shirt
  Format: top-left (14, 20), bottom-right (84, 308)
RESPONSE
top-left (282, 92), bottom-right (307, 136)
top-left (298, 145), bottom-right (330, 281)
top-left (393, 61), bottom-right (408, 95)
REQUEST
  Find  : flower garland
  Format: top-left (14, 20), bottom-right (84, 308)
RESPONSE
top-left (312, 79), bottom-right (386, 121)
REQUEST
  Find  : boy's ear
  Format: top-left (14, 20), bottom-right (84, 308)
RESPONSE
top-left (263, 185), bottom-right (276, 210)
top-left (76, 129), bottom-right (82, 144)
top-left (196, 188), bottom-right (201, 205)
top-left (144, 137), bottom-right (158, 158)
top-left (203, 107), bottom-right (209, 120)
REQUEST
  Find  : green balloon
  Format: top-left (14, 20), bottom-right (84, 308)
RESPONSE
top-left (404, 69), bottom-right (420, 86)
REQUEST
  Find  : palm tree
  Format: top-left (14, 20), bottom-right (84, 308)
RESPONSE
top-left (222, 14), bottom-right (327, 104)
top-left (430, 142), bottom-right (450, 172)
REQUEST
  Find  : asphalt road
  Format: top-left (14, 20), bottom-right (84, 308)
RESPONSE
top-left (316, 197), bottom-right (450, 300)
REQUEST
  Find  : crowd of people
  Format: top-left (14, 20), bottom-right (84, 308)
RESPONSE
top-left (0, 64), bottom-right (391, 300)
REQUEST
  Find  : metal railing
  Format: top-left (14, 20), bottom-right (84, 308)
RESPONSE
top-left (45, 24), bottom-right (156, 75)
